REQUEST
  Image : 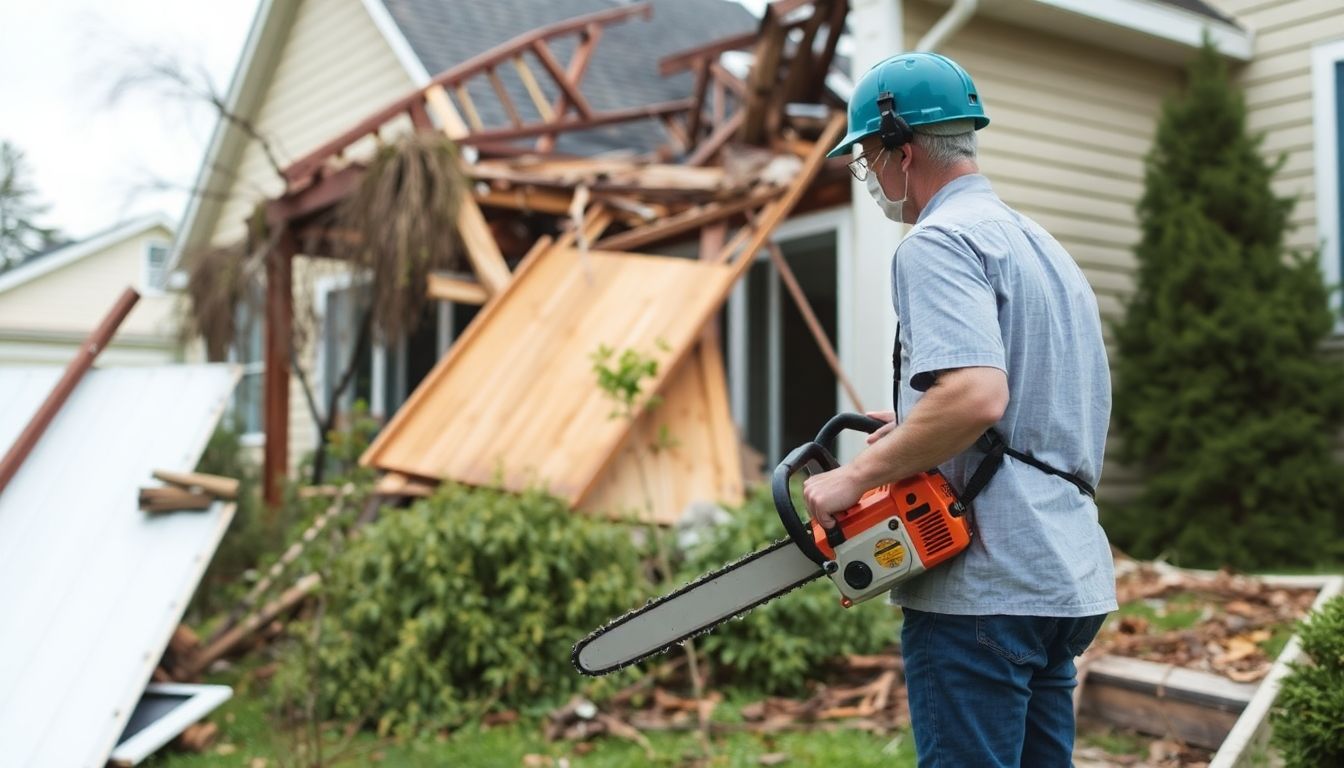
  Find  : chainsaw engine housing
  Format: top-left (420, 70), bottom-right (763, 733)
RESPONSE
top-left (814, 470), bottom-right (971, 605)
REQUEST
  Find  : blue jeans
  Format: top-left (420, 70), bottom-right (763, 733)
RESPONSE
top-left (900, 608), bottom-right (1108, 767)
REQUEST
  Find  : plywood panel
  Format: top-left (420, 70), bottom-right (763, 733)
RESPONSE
top-left (362, 245), bottom-right (738, 505)
top-left (581, 338), bottom-right (743, 524)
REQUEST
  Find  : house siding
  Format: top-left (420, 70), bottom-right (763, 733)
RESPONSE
top-left (902, 1), bottom-right (1185, 503)
top-left (197, 0), bottom-right (418, 464)
top-left (1216, 0), bottom-right (1344, 254)
top-left (0, 226), bottom-right (184, 365)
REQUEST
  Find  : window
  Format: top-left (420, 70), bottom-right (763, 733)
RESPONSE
top-left (143, 241), bottom-right (170, 293)
top-left (230, 297), bottom-right (264, 442)
top-left (728, 224), bottom-right (842, 464)
top-left (1312, 40), bottom-right (1344, 328)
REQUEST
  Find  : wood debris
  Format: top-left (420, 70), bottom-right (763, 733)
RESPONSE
top-left (140, 469), bottom-right (240, 513)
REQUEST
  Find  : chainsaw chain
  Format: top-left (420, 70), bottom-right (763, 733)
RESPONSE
top-left (571, 538), bottom-right (823, 676)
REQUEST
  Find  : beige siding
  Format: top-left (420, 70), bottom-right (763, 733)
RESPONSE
top-left (905, 1), bottom-right (1181, 335)
top-left (205, 0), bottom-right (416, 249)
top-left (1217, 0), bottom-right (1344, 253)
top-left (0, 225), bottom-right (183, 365)
top-left (901, 3), bottom-right (1188, 504)
top-left (198, 0), bottom-right (417, 463)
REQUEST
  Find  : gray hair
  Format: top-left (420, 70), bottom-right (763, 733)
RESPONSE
top-left (913, 129), bottom-right (977, 167)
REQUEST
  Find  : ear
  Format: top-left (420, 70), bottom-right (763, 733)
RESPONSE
top-left (897, 144), bottom-right (913, 173)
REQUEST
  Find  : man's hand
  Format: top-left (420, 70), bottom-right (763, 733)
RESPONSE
top-left (865, 410), bottom-right (896, 444)
top-left (802, 465), bottom-right (868, 530)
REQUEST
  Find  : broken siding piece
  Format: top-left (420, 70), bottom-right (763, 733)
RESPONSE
top-left (0, 365), bottom-right (238, 768)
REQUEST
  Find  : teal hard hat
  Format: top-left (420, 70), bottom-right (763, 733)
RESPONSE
top-left (826, 52), bottom-right (989, 158)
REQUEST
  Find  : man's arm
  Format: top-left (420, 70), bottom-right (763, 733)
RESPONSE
top-left (802, 365), bottom-right (1008, 529)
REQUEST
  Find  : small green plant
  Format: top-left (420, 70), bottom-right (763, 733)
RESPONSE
top-left (1271, 594), bottom-right (1344, 767)
top-left (677, 487), bottom-right (900, 694)
top-left (271, 483), bottom-right (648, 736)
top-left (590, 342), bottom-right (663, 419)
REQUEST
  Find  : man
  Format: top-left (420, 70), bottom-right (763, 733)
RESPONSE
top-left (801, 52), bottom-right (1116, 767)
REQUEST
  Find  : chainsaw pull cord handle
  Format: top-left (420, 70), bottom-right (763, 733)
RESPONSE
top-left (772, 413), bottom-right (888, 568)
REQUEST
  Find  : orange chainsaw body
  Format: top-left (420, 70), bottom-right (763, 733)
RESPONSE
top-left (813, 470), bottom-right (972, 605)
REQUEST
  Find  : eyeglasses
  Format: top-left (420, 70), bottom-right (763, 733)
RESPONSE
top-left (847, 147), bottom-right (886, 181)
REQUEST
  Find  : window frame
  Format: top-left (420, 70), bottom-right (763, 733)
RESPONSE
top-left (1312, 39), bottom-right (1344, 332)
top-left (141, 240), bottom-right (171, 295)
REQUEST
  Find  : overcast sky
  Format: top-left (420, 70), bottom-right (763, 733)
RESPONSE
top-left (1, 0), bottom-right (774, 242)
top-left (0, 0), bottom-right (261, 239)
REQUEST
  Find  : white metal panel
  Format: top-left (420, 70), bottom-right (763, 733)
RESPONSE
top-left (0, 365), bottom-right (238, 768)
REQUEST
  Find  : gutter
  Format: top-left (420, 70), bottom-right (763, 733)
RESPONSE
top-left (916, 0), bottom-right (978, 52)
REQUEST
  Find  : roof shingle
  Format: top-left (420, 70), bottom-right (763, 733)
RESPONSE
top-left (380, 0), bottom-right (759, 155)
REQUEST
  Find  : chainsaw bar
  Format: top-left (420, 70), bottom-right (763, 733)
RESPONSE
top-left (572, 538), bottom-right (824, 676)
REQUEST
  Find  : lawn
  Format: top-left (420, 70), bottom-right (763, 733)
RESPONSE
top-left (144, 686), bottom-right (917, 768)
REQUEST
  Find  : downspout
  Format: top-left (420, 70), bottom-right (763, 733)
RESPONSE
top-left (916, 0), bottom-right (978, 51)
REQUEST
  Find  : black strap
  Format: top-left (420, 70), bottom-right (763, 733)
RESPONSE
top-left (963, 428), bottom-right (1096, 504)
top-left (892, 331), bottom-right (1094, 505)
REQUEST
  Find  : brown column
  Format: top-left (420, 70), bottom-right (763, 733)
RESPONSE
top-left (263, 229), bottom-right (294, 507)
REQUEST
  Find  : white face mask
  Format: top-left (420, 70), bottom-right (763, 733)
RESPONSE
top-left (864, 149), bottom-right (909, 223)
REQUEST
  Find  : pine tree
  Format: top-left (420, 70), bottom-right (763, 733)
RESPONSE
top-left (0, 140), bottom-right (61, 271)
top-left (1107, 42), bottom-right (1344, 570)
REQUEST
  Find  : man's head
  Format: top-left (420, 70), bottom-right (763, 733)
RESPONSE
top-left (829, 53), bottom-right (988, 223)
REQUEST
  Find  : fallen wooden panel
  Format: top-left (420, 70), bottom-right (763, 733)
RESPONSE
top-left (362, 243), bottom-right (738, 514)
top-left (580, 335), bottom-right (743, 523)
top-left (0, 365), bottom-right (238, 768)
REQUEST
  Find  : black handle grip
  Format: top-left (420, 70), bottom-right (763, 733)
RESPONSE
top-left (814, 412), bottom-right (888, 448)
top-left (771, 413), bottom-right (889, 567)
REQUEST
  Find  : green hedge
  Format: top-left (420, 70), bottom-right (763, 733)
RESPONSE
top-left (1272, 594), bottom-right (1344, 767)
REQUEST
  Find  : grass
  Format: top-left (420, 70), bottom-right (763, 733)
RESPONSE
top-left (1114, 590), bottom-right (1207, 632)
top-left (143, 686), bottom-right (916, 768)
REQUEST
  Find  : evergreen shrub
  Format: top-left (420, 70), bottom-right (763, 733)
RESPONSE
top-left (1108, 42), bottom-right (1344, 569)
top-left (1272, 595), bottom-right (1344, 767)
top-left (676, 488), bottom-right (900, 694)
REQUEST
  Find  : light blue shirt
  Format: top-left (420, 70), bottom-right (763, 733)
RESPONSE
top-left (888, 174), bottom-right (1117, 617)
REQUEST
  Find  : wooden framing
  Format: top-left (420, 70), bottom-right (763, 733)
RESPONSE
top-left (256, 1), bottom-right (853, 511)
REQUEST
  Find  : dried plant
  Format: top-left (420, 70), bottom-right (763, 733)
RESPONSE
top-left (180, 238), bottom-right (258, 360)
top-left (332, 131), bottom-right (466, 340)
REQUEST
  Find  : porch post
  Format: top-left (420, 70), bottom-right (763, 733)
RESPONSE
top-left (840, 0), bottom-right (904, 461)
top-left (263, 228), bottom-right (294, 507)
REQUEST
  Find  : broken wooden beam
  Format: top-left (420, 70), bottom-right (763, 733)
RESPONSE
top-left (151, 469), bottom-right (239, 500)
top-left (427, 274), bottom-right (490, 305)
top-left (184, 573), bottom-right (321, 678)
top-left (138, 487), bottom-right (214, 514)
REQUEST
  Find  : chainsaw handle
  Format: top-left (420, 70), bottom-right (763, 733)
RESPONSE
top-left (814, 412), bottom-right (888, 448)
top-left (773, 441), bottom-right (838, 566)
top-left (772, 414), bottom-right (887, 567)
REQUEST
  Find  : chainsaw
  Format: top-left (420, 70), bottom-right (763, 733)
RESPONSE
top-left (572, 413), bottom-right (973, 676)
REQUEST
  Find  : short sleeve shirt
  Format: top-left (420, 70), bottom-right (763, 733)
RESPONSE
top-left (888, 174), bottom-right (1117, 617)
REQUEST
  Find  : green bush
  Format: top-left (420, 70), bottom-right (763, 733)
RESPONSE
top-left (1272, 595), bottom-right (1344, 767)
top-left (676, 488), bottom-right (900, 694)
top-left (1107, 41), bottom-right (1344, 569)
top-left (276, 484), bottom-right (649, 735)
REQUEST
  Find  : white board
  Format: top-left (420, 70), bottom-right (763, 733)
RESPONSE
top-left (0, 365), bottom-right (238, 768)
